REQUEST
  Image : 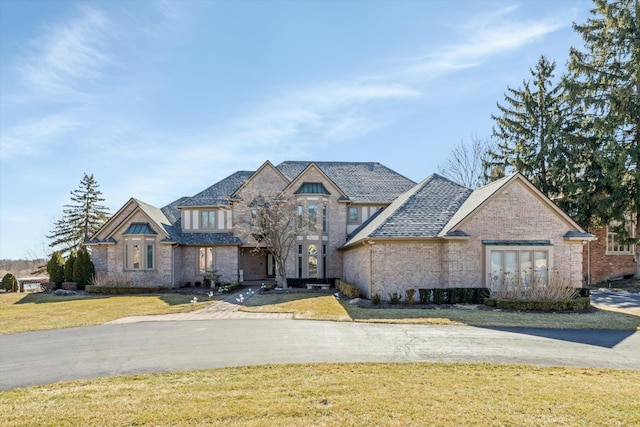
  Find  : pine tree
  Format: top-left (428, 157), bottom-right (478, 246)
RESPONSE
top-left (566, 0), bottom-right (639, 276)
top-left (64, 251), bottom-right (76, 283)
top-left (46, 252), bottom-right (65, 285)
top-left (73, 248), bottom-right (94, 289)
top-left (487, 56), bottom-right (568, 198)
top-left (48, 173), bottom-right (111, 256)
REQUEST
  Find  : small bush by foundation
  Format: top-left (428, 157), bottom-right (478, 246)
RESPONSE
top-left (336, 280), bottom-right (361, 299)
top-left (86, 285), bottom-right (168, 294)
top-left (484, 296), bottom-right (591, 312)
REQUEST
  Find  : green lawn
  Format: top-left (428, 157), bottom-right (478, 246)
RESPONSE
top-left (0, 292), bottom-right (221, 335)
top-left (241, 293), bottom-right (640, 330)
top-left (2, 363), bottom-right (638, 426)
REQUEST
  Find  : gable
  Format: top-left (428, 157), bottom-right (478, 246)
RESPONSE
top-left (88, 198), bottom-right (171, 244)
top-left (233, 161), bottom-right (290, 199)
top-left (282, 163), bottom-right (345, 198)
top-left (441, 174), bottom-right (591, 238)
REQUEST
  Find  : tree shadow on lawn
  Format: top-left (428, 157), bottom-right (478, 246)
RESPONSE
top-left (480, 326), bottom-right (637, 349)
top-left (11, 292), bottom-right (199, 307)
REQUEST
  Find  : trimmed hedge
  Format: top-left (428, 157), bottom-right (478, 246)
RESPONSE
top-left (336, 280), bottom-right (361, 299)
top-left (419, 288), bottom-right (489, 305)
top-left (86, 285), bottom-right (168, 294)
top-left (484, 296), bottom-right (591, 312)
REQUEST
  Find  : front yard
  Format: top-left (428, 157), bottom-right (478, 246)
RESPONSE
top-left (2, 363), bottom-right (639, 426)
top-left (0, 292), bottom-right (221, 335)
top-left (2, 287), bottom-right (640, 334)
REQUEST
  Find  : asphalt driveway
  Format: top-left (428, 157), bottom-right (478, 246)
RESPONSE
top-left (590, 289), bottom-right (640, 311)
top-left (1, 319), bottom-right (639, 391)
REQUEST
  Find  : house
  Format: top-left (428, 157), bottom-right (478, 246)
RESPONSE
top-left (582, 220), bottom-right (638, 284)
top-left (87, 161), bottom-right (594, 297)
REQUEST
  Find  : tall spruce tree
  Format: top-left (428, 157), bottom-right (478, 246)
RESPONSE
top-left (487, 56), bottom-right (568, 198)
top-left (48, 173), bottom-right (111, 256)
top-left (566, 0), bottom-right (639, 276)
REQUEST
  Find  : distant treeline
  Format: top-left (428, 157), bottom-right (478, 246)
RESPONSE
top-left (0, 259), bottom-right (47, 278)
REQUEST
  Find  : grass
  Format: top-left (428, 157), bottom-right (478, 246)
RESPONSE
top-left (241, 293), bottom-right (351, 321)
top-left (1, 362), bottom-right (639, 426)
top-left (0, 292), bottom-right (221, 335)
top-left (241, 293), bottom-right (640, 330)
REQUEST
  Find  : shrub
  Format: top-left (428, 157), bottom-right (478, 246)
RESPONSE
top-left (388, 292), bottom-right (401, 304)
top-left (89, 272), bottom-right (133, 287)
top-left (260, 283), bottom-right (277, 291)
top-left (73, 248), bottom-right (94, 290)
top-left (64, 251), bottom-right (76, 283)
top-left (86, 285), bottom-right (168, 294)
top-left (195, 281), bottom-right (202, 287)
top-left (337, 280), bottom-right (361, 299)
top-left (405, 289), bottom-right (416, 305)
top-left (1, 273), bottom-right (18, 292)
top-left (372, 293), bottom-right (381, 305)
top-left (46, 252), bottom-right (65, 285)
top-left (61, 282), bottom-right (77, 291)
top-left (433, 289), bottom-right (446, 305)
top-left (218, 283), bottom-right (241, 294)
top-left (418, 288), bottom-right (432, 304)
top-left (484, 297), bottom-right (591, 312)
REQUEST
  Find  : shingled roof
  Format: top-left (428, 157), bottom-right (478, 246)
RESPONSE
top-left (276, 161), bottom-right (416, 203)
top-left (178, 171), bottom-right (254, 208)
top-left (343, 174), bottom-right (472, 246)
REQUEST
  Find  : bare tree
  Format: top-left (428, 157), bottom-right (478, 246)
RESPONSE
top-left (437, 136), bottom-right (492, 189)
top-left (234, 192), bottom-right (301, 288)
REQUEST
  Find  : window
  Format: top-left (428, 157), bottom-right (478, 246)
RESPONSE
top-left (298, 244), bottom-right (303, 278)
top-left (322, 205), bottom-right (328, 233)
top-left (200, 210), bottom-right (216, 230)
top-left (486, 245), bottom-right (551, 288)
top-left (297, 205), bottom-right (303, 229)
top-left (348, 207), bottom-right (358, 223)
top-left (308, 204), bottom-right (318, 232)
top-left (124, 237), bottom-right (155, 270)
top-left (606, 222), bottom-right (635, 254)
top-left (322, 244), bottom-right (327, 278)
top-left (308, 244), bottom-right (318, 278)
top-left (199, 247), bottom-right (215, 273)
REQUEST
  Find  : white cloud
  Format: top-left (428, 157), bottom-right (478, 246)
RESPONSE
top-left (386, 7), bottom-right (566, 81)
top-left (0, 114), bottom-right (82, 159)
top-left (18, 6), bottom-right (115, 99)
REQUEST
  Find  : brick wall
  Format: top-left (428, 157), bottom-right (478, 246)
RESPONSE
top-left (342, 178), bottom-right (587, 299)
top-left (583, 226), bottom-right (637, 283)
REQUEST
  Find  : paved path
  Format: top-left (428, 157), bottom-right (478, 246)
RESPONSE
top-left (591, 289), bottom-right (640, 311)
top-left (108, 288), bottom-right (292, 323)
top-left (1, 320), bottom-right (639, 391)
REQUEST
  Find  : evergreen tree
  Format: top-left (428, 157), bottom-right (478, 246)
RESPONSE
top-left (64, 251), bottom-right (76, 283)
top-left (48, 173), bottom-right (111, 256)
top-left (73, 248), bottom-right (94, 289)
top-left (1, 273), bottom-right (18, 292)
top-left (46, 252), bottom-right (65, 285)
top-left (566, 0), bottom-right (639, 234)
top-left (487, 56), bottom-right (568, 198)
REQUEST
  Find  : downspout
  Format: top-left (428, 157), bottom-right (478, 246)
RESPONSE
top-left (587, 240), bottom-right (591, 285)
top-left (368, 240), bottom-right (375, 298)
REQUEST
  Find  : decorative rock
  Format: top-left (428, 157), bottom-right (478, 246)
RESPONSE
top-left (54, 289), bottom-right (76, 296)
top-left (348, 298), bottom-right (362, 305)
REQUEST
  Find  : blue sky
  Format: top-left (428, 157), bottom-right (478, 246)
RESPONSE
top-left (0, 0), bottom-right (592, 260)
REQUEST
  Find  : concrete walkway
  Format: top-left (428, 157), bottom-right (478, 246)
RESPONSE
top-left (108, 287), bottom-right (291, 324)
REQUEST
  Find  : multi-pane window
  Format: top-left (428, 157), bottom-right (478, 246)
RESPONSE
top-left (199, 247), bottom-right (215, 273)
top-left (348, 207), bottom-right (358, 223)
top-left (124, 237), bottom-right (155, 270)
top-left (322, 244), bottom-right (327, 278)
top-left (298, 244), bottom-right (303, 278)
top-left (488, 248), bottom-right (549, 288)
top-left (200, 210), bottom-right (216, 230)
top-left (606, 223), bottom-right (634, 254)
